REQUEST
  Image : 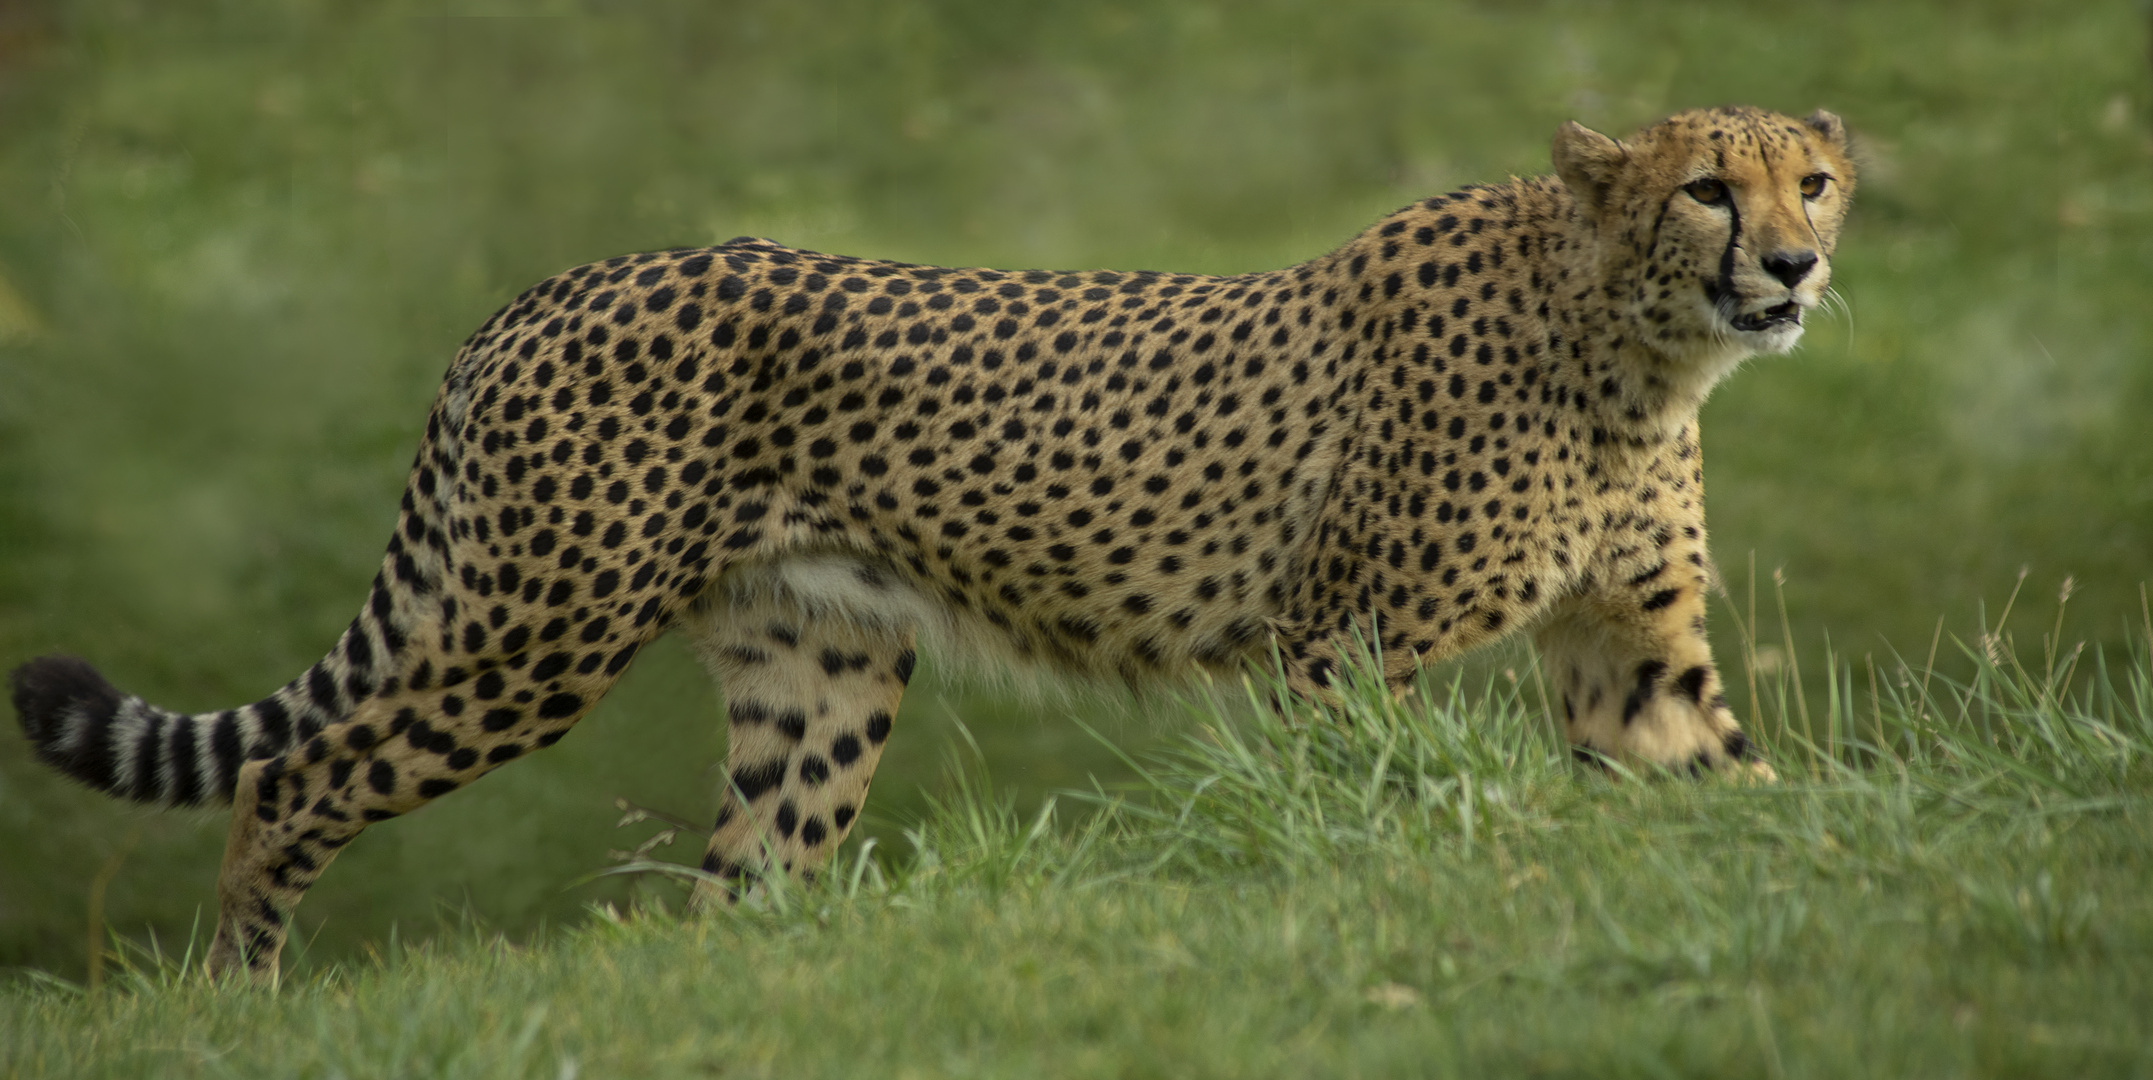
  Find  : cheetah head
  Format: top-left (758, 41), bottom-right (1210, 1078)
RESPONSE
top-left (1552, 106), bottom-right (1856, 371)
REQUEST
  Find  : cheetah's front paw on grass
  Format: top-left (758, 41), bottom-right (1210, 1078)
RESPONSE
top-left (1731, 759), bottom-right (1779, 784)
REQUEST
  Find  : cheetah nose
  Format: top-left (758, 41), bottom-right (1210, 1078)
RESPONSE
top-left (1762, 250), bottom-right (1818, 288)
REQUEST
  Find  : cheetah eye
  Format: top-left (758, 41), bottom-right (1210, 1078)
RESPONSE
top-left (1683, 178), bottom-right (1728, 205)
top-left (1799, 173), bottom-right (1830, 199)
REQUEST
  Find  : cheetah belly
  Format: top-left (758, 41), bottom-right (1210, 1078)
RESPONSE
top-left (681, 532), bottom-right (1302, 692)
top-left (692, 553), bottom-right (943, 643)
top-left (682, 551), bottom-right (1025, 691)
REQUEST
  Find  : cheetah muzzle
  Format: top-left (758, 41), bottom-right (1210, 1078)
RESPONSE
top-left (10, 105), bottom-right (1855, 980)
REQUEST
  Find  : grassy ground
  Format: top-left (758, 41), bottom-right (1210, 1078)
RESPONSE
top-left (1, 0), bottom-right (2150, 1036)
top-left (4, 622), bottom-right (2150, 1077)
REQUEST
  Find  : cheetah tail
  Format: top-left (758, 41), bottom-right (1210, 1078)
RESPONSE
top-left (10, 615), bottom-right (389, 808)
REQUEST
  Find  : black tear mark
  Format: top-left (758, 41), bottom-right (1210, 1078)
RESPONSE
top-left (1722, 730), bottom-right (1749, 760)
top-left (1712, 197), bottom-right (1745, 310)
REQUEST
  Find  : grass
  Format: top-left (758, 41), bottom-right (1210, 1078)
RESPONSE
top-left (4, 594), bottom-right (2150, 1078)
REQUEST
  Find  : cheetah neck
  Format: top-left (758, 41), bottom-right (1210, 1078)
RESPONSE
top-left (1535, 193), bottom-right (1747, 449)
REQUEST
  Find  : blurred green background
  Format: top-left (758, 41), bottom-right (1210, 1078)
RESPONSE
top-left (1, 0), bottom-right (2147, 980)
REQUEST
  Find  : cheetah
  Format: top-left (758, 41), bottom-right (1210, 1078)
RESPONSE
top-left (11, 106), bottom-right (1854, 980)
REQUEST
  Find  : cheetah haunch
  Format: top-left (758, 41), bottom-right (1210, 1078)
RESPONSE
top-left (12, 106), bottom-right (1854, 979)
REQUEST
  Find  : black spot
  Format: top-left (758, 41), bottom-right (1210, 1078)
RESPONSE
top-left (1674, 666), bottom-right (1709, 703)
top-left (1306, 658), bottom-right (1333, 688)
top-left (775, 709), bottom-right (808, 741)
top-left (1621, 660), bottom-right (1668, 725)
top-left (729, 759), bottom-right (786, 802)
top-left (307, 666), bottom-right (340, 714)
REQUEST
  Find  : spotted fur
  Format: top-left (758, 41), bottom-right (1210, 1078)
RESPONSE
top-left (9, 106), bottom-right (1854, 979)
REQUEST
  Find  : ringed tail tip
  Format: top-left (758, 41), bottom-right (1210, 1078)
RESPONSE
top-left (12, 655), bottom-right (128, 786)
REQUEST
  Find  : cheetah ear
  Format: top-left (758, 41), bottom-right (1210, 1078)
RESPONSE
top-left (1803, 109), bottom-right (1848, 150)
top-left (1552, 121), bottom-right (1627, 221)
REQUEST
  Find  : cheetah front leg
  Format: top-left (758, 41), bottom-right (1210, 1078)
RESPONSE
top-left (681, 595), bottom-right (915, 907)
top-left (1534, 584), bottom-right (1767, 779)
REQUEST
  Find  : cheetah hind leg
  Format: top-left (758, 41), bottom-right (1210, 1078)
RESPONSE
top-left (680, 593), bottom-right (915, 909)
top-left (206, 653), bottom-right (646, 981)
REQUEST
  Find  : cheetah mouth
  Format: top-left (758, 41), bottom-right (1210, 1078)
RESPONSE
top-left (1727, 301), bottom-right (1802, 333)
